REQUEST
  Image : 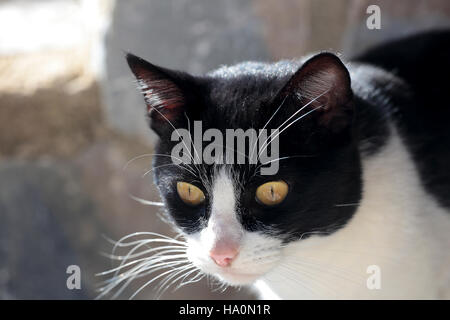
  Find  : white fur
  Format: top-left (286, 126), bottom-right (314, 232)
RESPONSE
top-left (201, 168), bottom-right (242, 251)
top-left (257, 128), bottom-right (450, 299)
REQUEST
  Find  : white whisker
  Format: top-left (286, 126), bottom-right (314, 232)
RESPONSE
top-left (129, 264), bottom-right (194, 300)
top-left (129, 194), bottom-right (165, 207)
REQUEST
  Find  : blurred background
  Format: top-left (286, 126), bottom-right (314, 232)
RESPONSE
top-left (0, 0), bottom-right (449, 299)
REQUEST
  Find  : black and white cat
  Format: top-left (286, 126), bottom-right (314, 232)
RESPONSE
top-left (123, 31), bottom-right (450, 299)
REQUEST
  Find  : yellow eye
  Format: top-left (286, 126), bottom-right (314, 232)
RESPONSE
top-left (177, 182), bottom-right (205, 206)
top-left (255, 181), bottom-right (289, 206)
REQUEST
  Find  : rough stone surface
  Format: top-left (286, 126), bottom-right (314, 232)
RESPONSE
top-left (0, 162), bottom-right (93, 299)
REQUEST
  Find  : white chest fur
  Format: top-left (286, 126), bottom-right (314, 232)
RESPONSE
top-left (255, 129), bottom-right (450, 299)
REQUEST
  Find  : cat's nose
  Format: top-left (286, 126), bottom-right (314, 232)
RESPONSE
top-left (209, 245), bottom-right (239, 267)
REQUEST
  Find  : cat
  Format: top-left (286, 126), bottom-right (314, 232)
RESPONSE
top-left (112, 30), bottom-right (450, 299)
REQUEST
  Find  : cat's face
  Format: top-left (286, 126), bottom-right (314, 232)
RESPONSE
top-left (127, 53), bottom-right (362, 285)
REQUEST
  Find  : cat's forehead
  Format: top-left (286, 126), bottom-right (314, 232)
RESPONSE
top-left (202, 60), bottom-right (301, 117)
top-left (207, 60), bottom-right (300, 79)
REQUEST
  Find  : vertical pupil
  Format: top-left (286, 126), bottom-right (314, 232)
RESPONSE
top-left (188, 186), bottom-right (191, 198)
top-left (270, 185), bottom-right (274, 200)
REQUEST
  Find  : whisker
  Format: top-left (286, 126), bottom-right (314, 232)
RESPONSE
top-left (176, 270), bottom-right (205, 290)
top-left (257, 90), bottom-right (328, 160)
top-left (97, 248), bottom-right (186, 276)
top-left (98, 259), bottom-right (182, 288)
top-left (249, 96), bottom-right (288, 163)
top-left (98, 257), bottom-right (189, 299)
top-left (278, 264), bottom-right (337, 298)
top-left (154, 265), bottom-right (198, 299)
top-left (150, 106), bottom-right (198, 171)
top-left (250, 155), bottom-right (317, 180)
top-left (129, 264), bottom-right (194, 300)
top-left (184, 112), bottom-right (202, 166)
top-left (258, 104), bottom-right (324, 160)
top-left (129, 194), bottom-right (164, 207)
top-left (334, 202), bottom-right (360, 207)
top-left (123, 153), bottom-right (196, 176)
top-left (100, 247), bottom-right (187, 267)
top-left (97, 231), bottom-right (192, 299)
top-left (109, 232), bottom-right (186, 248)
top-left (141, 162), bottom-right (195, 178)
top-left (286, 258), bottom-right (366, 285)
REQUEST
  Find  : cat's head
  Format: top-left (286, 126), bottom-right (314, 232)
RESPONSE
top-left (126, 52), bottom-right (362, 285)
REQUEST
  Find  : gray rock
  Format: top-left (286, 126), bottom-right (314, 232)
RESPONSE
top-left (0, 161), bottom-right (95, 299)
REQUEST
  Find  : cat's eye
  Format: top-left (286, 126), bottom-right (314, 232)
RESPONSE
top-left (255, 181), bottom-right (289, 206)
top-left (177, 182), bottom-right (205, 206)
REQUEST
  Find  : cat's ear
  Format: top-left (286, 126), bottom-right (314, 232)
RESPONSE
top-left (126, 53), bottom-right (193, 135)
top-left (276, 52), bottom-right (353, 132)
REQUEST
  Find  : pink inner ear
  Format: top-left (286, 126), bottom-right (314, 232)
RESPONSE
top-left (138, 74), bottom-right (185, 116)
top-left (274, 53), bottom-right (353, 131)
top-left (300, 70), bottom-right (337, 104)
top-left (294, 54), bottom-right (351, 106)
top-left (127, 53), bottom-right (186, 120)
top-left (143, 86), bottom-right (184, 120)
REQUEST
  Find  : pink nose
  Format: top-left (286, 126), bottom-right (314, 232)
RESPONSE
top-left (209, 245), bottom-right (239, 267)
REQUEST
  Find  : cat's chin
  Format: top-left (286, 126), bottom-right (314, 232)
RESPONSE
top-left (213, 269), bottom-right (262, 285)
